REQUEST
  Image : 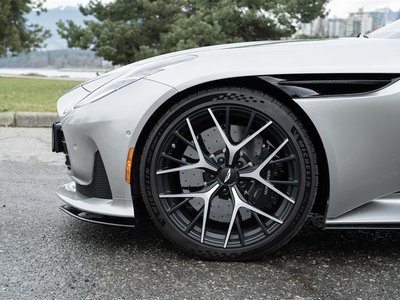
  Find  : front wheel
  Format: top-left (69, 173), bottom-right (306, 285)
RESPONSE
top-left (140, 87), bottom-right (318, 260)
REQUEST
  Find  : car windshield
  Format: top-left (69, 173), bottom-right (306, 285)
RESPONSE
top-left (368, 19), bottom-right (400, 39)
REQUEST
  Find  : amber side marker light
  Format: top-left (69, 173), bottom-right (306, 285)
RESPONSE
top-left (125, 147), bottom-right (135, 184)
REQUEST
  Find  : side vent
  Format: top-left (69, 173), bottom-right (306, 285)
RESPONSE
top-left (261, 74), bottom-right (400, 98)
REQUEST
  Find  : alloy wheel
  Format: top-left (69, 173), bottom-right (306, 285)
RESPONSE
top-left (155, 104), bottom-right (301, 249)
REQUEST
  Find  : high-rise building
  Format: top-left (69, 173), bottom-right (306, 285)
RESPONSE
top-left (296, 7), bottom-right (399, 38)
top-left (346, 8), bottom-right (373, 36)
top-left (369, 7), bottom-right (400, 30)
top-left (328, 18), bottom-right (346, 37)
top-left (296, 17), bottom-right (329, 37)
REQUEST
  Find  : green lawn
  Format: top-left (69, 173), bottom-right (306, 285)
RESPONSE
top-left (0, 77), bottom-right (82, 112)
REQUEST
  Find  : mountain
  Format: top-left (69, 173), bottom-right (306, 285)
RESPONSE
top-left (0, 49), bottom-right (111, 69)
top-left (27, 6), bottom-right (92, 50)
top-left (0, 7), bottom-right (109, 70)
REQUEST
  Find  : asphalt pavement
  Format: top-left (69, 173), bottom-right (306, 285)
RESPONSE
top-left (1, 127), bottom-right (400, 299)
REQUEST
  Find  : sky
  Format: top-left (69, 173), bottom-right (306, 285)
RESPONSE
top-left (44, 0), bottom-right (400, 18)
top-left (326, 0), bottom-right (400, 17)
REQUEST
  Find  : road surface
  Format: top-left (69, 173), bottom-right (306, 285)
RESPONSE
top-left (1, 128), bottom-right (399, 299)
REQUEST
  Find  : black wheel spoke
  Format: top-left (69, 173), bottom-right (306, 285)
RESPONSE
top-left (185, 206), bottom-right (204, 233)
top-left (269, 180), bottom-right (299, 186)
top-left (225, 106), bottom-right (231, 141)
top-left (161, 152), bottom-right (190, 165)
top-left (242, 111), bottom-right (256, 141)
top-left (252, 212), bottom-right (269, 236)
top-left (235, 215), bottom-right (246, 246)
top-left (174, 130), bottom-right (196, 150)
top-left (167, 198), bottom-right (191, 214)
top-left (182, 155), bottom-right (198, 164)
top-left (270, 155), bottom-right (295, 164)
top-left (180, 186), bottom-right (210, 191)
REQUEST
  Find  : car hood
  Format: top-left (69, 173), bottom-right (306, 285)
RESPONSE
top-left (80, 40), bottom-right (292, 92)
top-left (82, 37), bottom-right (400, 92)
top-left (145, 38), bottom-right (400, 91)
top-left (58, 38), bottom-right (400, 117)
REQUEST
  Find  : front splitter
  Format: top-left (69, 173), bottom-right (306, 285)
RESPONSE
top-left (60, 204), bottom-right (136, 228)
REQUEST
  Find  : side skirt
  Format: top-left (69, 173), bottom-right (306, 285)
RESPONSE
top-left (325, 193), bottom-right (400, 229)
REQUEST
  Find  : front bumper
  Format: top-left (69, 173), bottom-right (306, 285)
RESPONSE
top-left (57, 182), bottom-right (134, 218)
top-left (52, 121), bottom-right (132, 218)
top-left (53, 78), bottom-right (176, 219)
top-left (53, 121), bottom-right (128, 217)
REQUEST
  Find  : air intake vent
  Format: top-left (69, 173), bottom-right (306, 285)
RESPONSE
top-left (76, 152), bottom-right (112, 199)
top-left (262, 74), bottom-right (400, 97)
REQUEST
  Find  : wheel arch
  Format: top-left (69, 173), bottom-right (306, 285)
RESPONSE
top-left (131, 76), bottom-right (330, 221)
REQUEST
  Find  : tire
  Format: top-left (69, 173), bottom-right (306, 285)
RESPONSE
top-left (139, 86), bottom-right (318, 261)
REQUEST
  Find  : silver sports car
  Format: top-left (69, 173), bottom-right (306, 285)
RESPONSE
top-left (53, 20), bottom-right (400, 260)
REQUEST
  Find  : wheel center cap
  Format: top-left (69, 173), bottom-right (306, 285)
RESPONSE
top-left (218, 167), bottom-right (238, 186)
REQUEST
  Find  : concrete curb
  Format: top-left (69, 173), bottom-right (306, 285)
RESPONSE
top-left (0, 112), bottom-right (57, 127)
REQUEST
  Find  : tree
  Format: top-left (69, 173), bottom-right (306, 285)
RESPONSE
top-left (58, 0), bottom-right (329, 65)
top-left (0, 0), bottom-right (50, 56)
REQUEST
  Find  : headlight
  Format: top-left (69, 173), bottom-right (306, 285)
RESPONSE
top-left (75, 55), bottom-right (197, 108)
top-left (75, 76), bottom-right (142, 108)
